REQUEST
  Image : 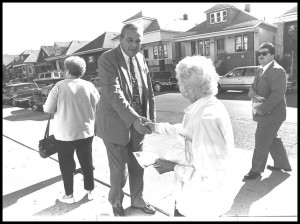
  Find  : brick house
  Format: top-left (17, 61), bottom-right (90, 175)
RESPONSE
top-left (12, 50), bottom-right (38, 81)
top-left (275, 6), bottom-right (297, 78)
top-left (173, 4), bottom-right (277, 76)
top-left (3, 54), bottom-right (19, 82)
top-left (34, 46), bottom-right (54, 77)
top-left (45, 40), bottom-right (90, 76)
top-left (122, 11), bottom-right (196, 72)
top-left (72, 32), bottom-right (119, 79)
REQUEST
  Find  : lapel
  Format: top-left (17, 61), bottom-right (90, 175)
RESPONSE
top-left (116, 45), bottom-right (133, 95)
top-left (134, 54), bottom-right (148, 89)
top-left (261, 61), bottom-right (274, 79)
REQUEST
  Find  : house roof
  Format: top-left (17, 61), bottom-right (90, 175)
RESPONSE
top-left (204, 3), bottom-right (238, 13)
top-left (3, 54), bottom-right (19, 66)
top-left (45, 40), bottom-right (89, 60)
top-left (54, 42), bottom-right (71, 48)
top-left (41, 46), bottom-right (54, 56)
top-left (74, 32), bottom-right (119, 55)
top-left (20, 50), bottom-right (34, 55)
top-left (123, 11), bottom-right (143, 23)
top-left (24, 50), bottom-right (39, 63)
top-left (175, 5), bottom-right (276, 38)
top-left (282, 6), bottom-right (297, 15)
top-left (66, 40), bottom-right (90, 55)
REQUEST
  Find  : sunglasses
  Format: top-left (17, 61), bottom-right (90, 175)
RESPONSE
top-left (258, 51), bottom-right (270, 56)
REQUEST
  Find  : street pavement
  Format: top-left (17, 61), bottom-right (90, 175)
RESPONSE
top-left (2, 105), bottom-right (298, 221)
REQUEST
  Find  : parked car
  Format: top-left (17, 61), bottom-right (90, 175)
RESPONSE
top-left (89, 77), bottom-right (101, 93)
top-left (218, 66), bottom-right (259, 93)
top-left (29, 83), bottom-right (55, 111)
top-left (3, 82), bottom-right (40, 107)
top-left (150, 71), bottom-right (178, 92)
top-left (8, 78), bottom-right (22, 84)
top-left (218, 66), bottom-right (296, 93)
top-left (33, 71), bottom-right (65, 88)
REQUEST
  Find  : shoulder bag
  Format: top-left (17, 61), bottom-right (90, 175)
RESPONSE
top-left (39, 114), bottom-right (57, 158)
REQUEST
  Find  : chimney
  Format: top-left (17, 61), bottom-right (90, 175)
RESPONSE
top-left (245, 4), bottom-right (250, 12)
top-left (183, 14), bottom-right (188, 20)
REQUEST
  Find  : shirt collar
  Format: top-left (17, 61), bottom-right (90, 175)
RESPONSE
top-left (261, 60), bottom-right (274, 71)
top-left (184, 95), bottom-right (213, 114)
top-left (120, 46), bottom-right (132, 64)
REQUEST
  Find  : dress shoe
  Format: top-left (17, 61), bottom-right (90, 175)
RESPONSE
top-left (267, 165), bottom-right (292, 172)
top-left (243, 171), bottom-right (261, 180)
top-left (112, 206), bottom-right (125, 217)
top-left (132, 203), bottom-right (156, 214)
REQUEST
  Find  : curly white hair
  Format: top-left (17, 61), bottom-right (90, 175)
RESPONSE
top-left (175, 55), bottom-right (219, 101)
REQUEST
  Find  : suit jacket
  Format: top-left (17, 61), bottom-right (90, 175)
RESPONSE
top-left (251, 61), bottom-right (287, 123)
top-left (96, 45), bottom-right (156, 146)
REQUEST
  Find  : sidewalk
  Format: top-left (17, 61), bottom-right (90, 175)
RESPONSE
top-left (3, 132), bottom-right (298, 221)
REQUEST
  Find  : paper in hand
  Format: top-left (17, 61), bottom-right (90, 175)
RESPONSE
top-left (133, 151), bottom-right (160, 168)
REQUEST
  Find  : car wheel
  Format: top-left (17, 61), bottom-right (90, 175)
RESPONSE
top-left (31, 102), bottom-right (38, 111)
top-left (153, 83), bottom-right (162, 92)
top-left (11, 99), bottom-right (17, 107)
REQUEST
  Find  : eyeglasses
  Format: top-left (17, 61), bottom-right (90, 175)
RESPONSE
top-left (258, 51), bottom-right (270, 56)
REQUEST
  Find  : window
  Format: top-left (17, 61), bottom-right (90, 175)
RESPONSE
top-left (235, 36), bottom-right (242, 52)
top-left (144, 49), bottom-right (149, 59)
top-left (243, 35), bottom-right (248, 51)
top-left (153, 44), bottom-right (168, 59)
top-left (216, 12), bottom-right (221, 22)
top-left (153, 46), bottom-right (158, 59)
top-left (204, 40), bottom-right (210, 56)
top-left (88, 56), bottom-right (95, 63)
top-left (217, 39), bottom-right (225, 54)
top-left (22, 67), bottom-right (25, 72)
top-left (235, 34), bottom-right (248, 52)
top-left (28, 67), bottom-right (32, 74)
top-left (191, 41), bottom-right (197, 55)
top-left (45, 73), bottom-right (51, 78)
top-left (245, 68), bottom-right (256, 76)
top-left (210, 10), bottom-right (227, 24)
top-left (198, 41), bottom-right (204, 56)
top-left (55, 49), bottom-right (60, 55)
top-left (163, 44), bottom-right (168, 58)
top-left (54, 72), bottom-right (59, 77)
top-left (158, 45), bottom-right (162, 58)
top-left (210, 14), bottom-right (215, 24)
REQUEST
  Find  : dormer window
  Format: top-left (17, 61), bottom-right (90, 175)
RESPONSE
top-left (55, 49), bottom-right (61, 55)
top-left (210, 10), bottom-right (227, 24)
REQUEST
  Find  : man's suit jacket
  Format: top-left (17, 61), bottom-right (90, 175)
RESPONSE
top-left (251, 60), bottom-right (287, 123)
top-left (96, 45), bottom-right (156, 146)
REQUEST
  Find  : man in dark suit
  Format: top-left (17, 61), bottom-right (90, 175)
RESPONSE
top-left (244, 42), bottom-right (292, 180)
top-left (96, 23), bottom-right (156, 216)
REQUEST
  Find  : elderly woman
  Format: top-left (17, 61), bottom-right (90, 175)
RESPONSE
top-left (146, 55), bottom-right (234, 217)
top-left (44, 56), bottom-right (100, 203)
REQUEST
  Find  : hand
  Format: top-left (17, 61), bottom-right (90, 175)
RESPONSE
top-left (153, 158), bottom-right (176, 174)
top-left (256, 108), bottom-right (264, 115)
top-left (248, 87), bottom-right (257, 99)
top-left (133, 117), bottom-right (152, 135)
top-left (143, 121), bottom-right (155, 132)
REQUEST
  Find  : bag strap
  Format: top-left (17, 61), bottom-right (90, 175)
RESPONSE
top-left (44, 114), bottom-right (52, 139)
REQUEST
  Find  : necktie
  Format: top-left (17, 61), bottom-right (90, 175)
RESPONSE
top-left (259, 68), bottom-right (263, 77)
top-left (129, 57), bottom-right (143, 116)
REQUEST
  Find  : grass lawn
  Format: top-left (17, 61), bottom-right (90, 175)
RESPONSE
top-left (156, 110), bottom-right (297, 158)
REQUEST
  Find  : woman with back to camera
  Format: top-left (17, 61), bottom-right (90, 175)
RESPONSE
top-left (44, 56), bottom-right (100, 203)
top-left (145, 55), bottom-right (235, 217)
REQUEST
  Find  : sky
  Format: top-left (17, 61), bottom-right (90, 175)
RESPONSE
top-left (3, 2), bottom-right (297, 55)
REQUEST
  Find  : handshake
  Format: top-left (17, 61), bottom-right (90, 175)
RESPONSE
top-left (133, 117), bottom-right (156, 135)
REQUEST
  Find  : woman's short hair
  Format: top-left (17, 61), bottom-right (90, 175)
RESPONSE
top-left (64, 56), bottom-right (86, 77)
top-left (175, 55), bottom-right (219, 99)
